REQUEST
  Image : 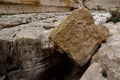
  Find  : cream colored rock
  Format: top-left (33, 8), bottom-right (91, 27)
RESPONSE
top-left (80, 62), bottom-right (107, 80)
top-left (90, 34), bottom-right (120, 80)
top-left (92, 12), bottom-right (111, 25)
top-left (0, 13), bottom-right (72, 80)
top-left (104, 22), bottom-right (120, 35)
top-left (80, 31), bottom-right (120, 80)
top-left (0, 0), bottom-right (40, 5)
top-left (78, 0), bottom-right (120, 10)
top-left (80, 19), bottom-right (120, 80)
top-left (50, 8), bottom-right (109, 66)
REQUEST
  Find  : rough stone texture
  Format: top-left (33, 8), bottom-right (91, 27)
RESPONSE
top-left (104, 22), bottom-right (120, 35)
top-left (80, 22), bottom-right (120, 80)
top-left (0, 9), bottom-right (118, 80)
top-left (0, 13), bottom-right (70, 29)
top-left (50, 8), bottom-right (109, 66)
top-left (0, 0), bottom-right (78, 13)
top-left (80, 62), bottom-right (107, 80)
top-left (92, 34), bottom-right (120, 80)
top-left (0, 0), bottom-right (40, 5)
top-left (92, 12), bottom-right (111, 25)
top-left (78, 0), bottom-right (120, 10)
top-left (0, 13), bottom-right (73, 80)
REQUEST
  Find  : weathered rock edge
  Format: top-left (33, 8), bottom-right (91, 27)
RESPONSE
top-left (50, 8), bottom-right (110, 66)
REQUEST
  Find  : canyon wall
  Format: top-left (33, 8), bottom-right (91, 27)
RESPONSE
top-left (0, 0), bottom-right (78, 13)
top-left (81, 0), bottom-right (120, 10)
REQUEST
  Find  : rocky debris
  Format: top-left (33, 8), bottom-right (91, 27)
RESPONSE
top-left (0, 0), bottom-right (78, 13)
top-left (79, 0), bottom-right (120, 10)
top-left (0, 0), bottom-right (40, 5)
top-left (104, 22), bottom-right (120, 35)
top-left (0, 8), bottom-right (119, 80)
top-left (80, 21), bottom-right (120, 80)
top-left (93, 35), bottom-right (120, 80)
top-left (0, 13), bottom-right (74, 80)
top-left (0, 13), bottom-right (70, 30)
top-left (50, 8), bottom-right (109, 66)
top-left (92, 12), bottom-right (111, 25)
top-left (91, 35), bottom-right (120, 80)
top-left (0, 14), bottom-right (35, 29)
top-left (80, 62), bottom-right (107, 80)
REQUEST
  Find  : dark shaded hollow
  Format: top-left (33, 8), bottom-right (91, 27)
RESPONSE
top-left (0, 38), bottom-right (102, 80)
top-left (30, 49), bottom-right (73, 80)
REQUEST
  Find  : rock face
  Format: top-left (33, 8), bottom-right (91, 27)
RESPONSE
top-left (50, 8), bottom-right (109, 66)
top-left (80, 62), bottom-right (107, 80)
top-left (81, 35), bottom-right (120, 80)
top-left (0, 13), bottom-right (73, 80)
top-left (0, 8), bottom-right (119, 80)
top-left (80, 22), bottom-right (120, 80)
top-left (104, 22), bottom-right (120, 35)
top-left (78, 0), bottom-right (120, 10)
top-left (92, 12), bottom-right (111, 25)
top-left (0, 0), bottom-right (78, 13)
top-left (0, 0), bottom-right (40, 5)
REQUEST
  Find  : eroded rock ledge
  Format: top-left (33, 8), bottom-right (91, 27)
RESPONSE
top-left (0, 8), bottom-right (120, 80)
top-left (0, 12), bottom-right (73, 80)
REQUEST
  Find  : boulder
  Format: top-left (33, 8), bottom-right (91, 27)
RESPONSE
top-left (80, 22), bottom-right (120, 80)
top-left (50, 8), bottom-right (109, 66)
top-left (0, 22), bottom-right (53, 80)
top-left (91, 34), bottom-right (120, 80)
top-left (0, 13), bottom-right (73, 80)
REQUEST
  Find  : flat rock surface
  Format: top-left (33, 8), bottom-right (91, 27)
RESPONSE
top-left (80, 62), bottom-right (107, 80)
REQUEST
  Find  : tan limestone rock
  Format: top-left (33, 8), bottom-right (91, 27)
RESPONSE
top-left (50, 8), bottom-right (109, 66)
